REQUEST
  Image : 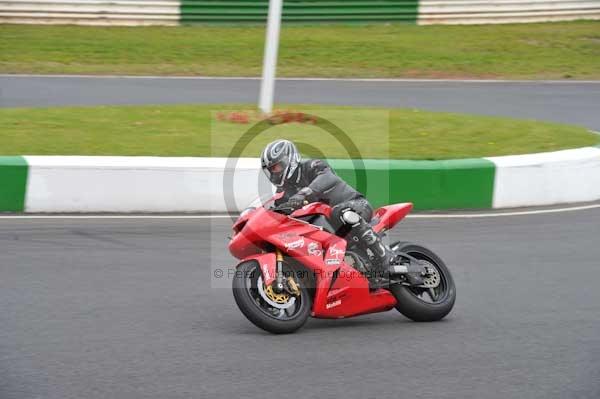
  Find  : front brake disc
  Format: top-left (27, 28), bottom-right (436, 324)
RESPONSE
top-left (257, 276), bottom-right (296, 309)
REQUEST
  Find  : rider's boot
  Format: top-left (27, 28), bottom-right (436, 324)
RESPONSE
top-left (348, 219), bottom-right (424, 285)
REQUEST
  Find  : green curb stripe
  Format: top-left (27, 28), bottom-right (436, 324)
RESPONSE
top-left (329, 158), bottom-right (495, 210)
top-left (0, 156), bottom-right (29, 212)
top-left (180, 1), bottom-right (419, 24)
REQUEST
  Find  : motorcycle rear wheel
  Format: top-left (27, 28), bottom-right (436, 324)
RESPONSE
top-left (388, 242), bottom-right (456, 322)
top-left (232, 260), bottom-right (311, 334)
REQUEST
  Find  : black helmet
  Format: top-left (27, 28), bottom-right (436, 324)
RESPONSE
top-left (261, 139), bottom-right (301, 187)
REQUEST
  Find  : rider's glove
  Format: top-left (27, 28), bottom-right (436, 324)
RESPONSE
top-left (288, 194), bottom-right (306, 210)
top-left (288, 187), bottom-right (313, 209)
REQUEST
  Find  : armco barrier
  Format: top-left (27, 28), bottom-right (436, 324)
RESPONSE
top-left (180, 0), bottom-right (419, 24)
top-left (1, 0), bottom-right (598, 25)
top-left (0, 0), bottom-right (180, 26)
top-left (418, 0), bottom-right (600, 25)
top-left (1, 148), bottom-right (599, 213)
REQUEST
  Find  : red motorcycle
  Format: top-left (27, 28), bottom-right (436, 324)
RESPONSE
top-left (229, 194), bottom-right (456, 334)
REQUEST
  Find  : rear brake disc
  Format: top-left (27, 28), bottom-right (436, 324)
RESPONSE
top-left (419, 260), bottom-right (441, 288)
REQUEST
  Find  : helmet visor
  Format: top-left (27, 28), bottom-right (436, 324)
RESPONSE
top-left (268, 163), bottom-right (284, 174)
top-left (262, 161), bottom-right (285, 185)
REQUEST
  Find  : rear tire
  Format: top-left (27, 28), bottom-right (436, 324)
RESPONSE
top-left (388, 242), bottom-right (456, 322)
top-left (232, 260), bottom-right (311, 334)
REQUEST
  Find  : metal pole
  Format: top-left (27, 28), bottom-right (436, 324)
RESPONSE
top-left (259, 0), bottom-right (283, 115)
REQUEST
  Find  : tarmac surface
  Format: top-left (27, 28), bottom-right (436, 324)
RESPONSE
top-left (2, 210), bottom-right (600, 399)
top-left (1, 76), bottom-right (600, 130)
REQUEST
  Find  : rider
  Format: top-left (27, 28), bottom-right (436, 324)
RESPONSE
top-left (261, 139), bottom-right (419, 282)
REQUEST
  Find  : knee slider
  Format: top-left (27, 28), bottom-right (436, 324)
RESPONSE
top-left (341, 209), bottom-right (361, 226)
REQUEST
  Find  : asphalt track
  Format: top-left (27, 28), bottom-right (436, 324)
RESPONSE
top-left (2, 210), bottom-right (600, 399)
top-left (2, 76), bottom-right (600, 130)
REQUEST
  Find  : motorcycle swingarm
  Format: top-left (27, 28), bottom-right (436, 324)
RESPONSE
top-left (393, 252), bottom-right (427, 272)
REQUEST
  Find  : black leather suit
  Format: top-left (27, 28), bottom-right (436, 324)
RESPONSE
top-left (275, 159), bottom-right (374, 230)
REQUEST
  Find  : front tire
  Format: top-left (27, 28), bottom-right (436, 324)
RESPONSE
top-left (388, 242), bottom-right (456, 322)
top-left (232, 260), bottom-right (311, 334)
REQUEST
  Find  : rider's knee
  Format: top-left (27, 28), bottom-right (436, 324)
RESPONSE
top-left (340, 209), bottom-right (361, 226)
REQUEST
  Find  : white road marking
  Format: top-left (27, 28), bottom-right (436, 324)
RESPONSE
top-left (407, 203), bottom-right (600, 218)
top-left (2, 74), bottom-right (600, 84)
top-left (1, 203), bottom-right (599, 219)
top-left (0, 215), bottom-right (230, 219)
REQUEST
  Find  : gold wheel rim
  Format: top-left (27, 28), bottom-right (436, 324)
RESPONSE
top-left (264, 284), bottom-right (290, 304)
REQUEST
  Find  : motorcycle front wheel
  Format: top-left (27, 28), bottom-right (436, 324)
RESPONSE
top-left (388, 242), bottom-right (456, 322)
top-left (232, 260), bottom-right (311, 334)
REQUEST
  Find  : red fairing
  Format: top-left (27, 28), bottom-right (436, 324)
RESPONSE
top-left (228, 201), bottom-right (414, 319)
top-left (372, 203), bottom-right (414, 233)
top-left (291, 202), bottom-right (332, 218)
top-left (313, 264), bottom-right (397, 318)
top-left (229, 217), bottom-right (263, 259)
top-left (236, 253), bottom-right (277, 286)
top-left (232, 209), bottom-right (254, 233)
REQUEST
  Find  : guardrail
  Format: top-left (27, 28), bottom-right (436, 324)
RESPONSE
top-left (0, 0), bottom-right (180, 26)
top-left (1, 0), bottom-right (598, 26)
top-left (418, 0), bottom-right (600, 25)
top-left (181, 0), bottom-right (419, 23)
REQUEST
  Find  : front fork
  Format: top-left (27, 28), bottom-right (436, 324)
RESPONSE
top-left (274, 248), bottom-right (300, 296)
top-left (274, 249), bottom-right (285, 293)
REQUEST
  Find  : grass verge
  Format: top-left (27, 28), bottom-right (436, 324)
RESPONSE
top-left (0, 104), bottom-right (597, 159)
top-left (1, 21), bottom-right (599, 79)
